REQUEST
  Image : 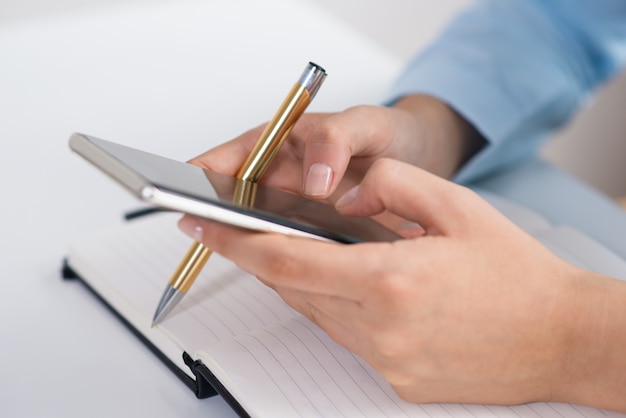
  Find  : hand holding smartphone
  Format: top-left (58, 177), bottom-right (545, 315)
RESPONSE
top-left (69, 133), bottom-right (402, 243)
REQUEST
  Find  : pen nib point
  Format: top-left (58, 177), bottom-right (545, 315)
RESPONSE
top-left (151, 285), bottom-right (184, 326)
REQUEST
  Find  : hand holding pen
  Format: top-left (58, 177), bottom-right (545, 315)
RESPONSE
top-left (152, 62), bottom-right (327, 325)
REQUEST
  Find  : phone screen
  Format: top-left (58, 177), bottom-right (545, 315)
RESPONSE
top-left (70, 134), bottom-right (402, 243)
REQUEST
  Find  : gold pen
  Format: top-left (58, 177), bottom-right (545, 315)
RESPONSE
top-left (152, 62), bottom-right (327, 326)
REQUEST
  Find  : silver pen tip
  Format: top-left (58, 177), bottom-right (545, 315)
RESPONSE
top-left (152, 285), bottom-right (185, 326)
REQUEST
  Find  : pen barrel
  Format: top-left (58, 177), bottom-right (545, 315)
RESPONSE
top-left (236, 83), bottom-right (310, 182)
top-left (155, 62), bottom-right (326, 325)
top-left (236, 62), bottom-right (327, 183)
top-left (168, 241), bottom-right (212, 293)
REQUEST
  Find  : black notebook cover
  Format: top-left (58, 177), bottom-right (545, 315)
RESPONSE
top-left (61, 258), bottom-right (249, 418)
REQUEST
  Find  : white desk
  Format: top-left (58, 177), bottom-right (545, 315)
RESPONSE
top-left (0, 1), bottom-right (401, 416)
top-left (1, 1), bottom-right (625, 417)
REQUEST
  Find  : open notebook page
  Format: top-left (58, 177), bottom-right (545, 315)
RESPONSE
top-left (193, 194), bottom-right (626, 416)
top-left (67, 212), bottom-right (298, 377)
top-left (477, 188), bottom-right (626, 281)
top-left (200, 315), bottom-right (623, 417)
top-left (67, 202), bottom-right (626, 417)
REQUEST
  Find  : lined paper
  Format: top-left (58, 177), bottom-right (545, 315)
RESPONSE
top-left (67, 205), bottom-right (626, 417)
top-left (200, 314), bottom-right (623, 417)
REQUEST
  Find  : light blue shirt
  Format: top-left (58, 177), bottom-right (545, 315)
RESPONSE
top-left (387, 0), bottom-right (626, 184)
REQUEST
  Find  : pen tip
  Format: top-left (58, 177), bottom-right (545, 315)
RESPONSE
top-left (151, 310), bottom-right (164, 327)
top-left (151, 286), bottom-right (184, 327)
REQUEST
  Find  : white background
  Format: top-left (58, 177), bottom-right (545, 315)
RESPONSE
top-left (2, 0), bottom-right (626, 198)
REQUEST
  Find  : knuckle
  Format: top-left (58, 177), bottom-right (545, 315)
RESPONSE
top-left (366, 159), bottom-right (403, 189)
top-left (367, 331), bottom-right (415, 387)
top-left (311, 119), bottom-right (346, 145)
top-left (370, 157), bottom-right (396, 174)
top-left (444, 186), bottom-right (485, 224)
top-left (371, 271), bottom-right (412, 305)
top-left (393, 384), bottom-right (429, 403)
top-left (371, 331), bottom-right (407, 360)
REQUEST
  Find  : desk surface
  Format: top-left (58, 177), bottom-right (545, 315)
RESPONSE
top-left (1, 1), bottom-right (625, 417)
top-left (0, 1), bottom-right (400, 416)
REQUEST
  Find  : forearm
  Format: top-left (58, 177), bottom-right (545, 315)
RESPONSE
top-left (557, 269), bottom-right (626, 412)
top-left (392, 94), bottom-right (485, 179)
top-left (388, 0), bottom-right (626, 183)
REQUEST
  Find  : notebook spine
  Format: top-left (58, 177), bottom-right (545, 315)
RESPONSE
top-left (184, 353), bottom-right (249, 417)
top-left (60, 258), bottom-right (218, 399)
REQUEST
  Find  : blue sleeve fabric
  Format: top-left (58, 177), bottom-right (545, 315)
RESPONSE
top-left (387, 0), bottom-right (626, 184)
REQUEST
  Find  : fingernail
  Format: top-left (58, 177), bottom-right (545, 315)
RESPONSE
top-left (304, 163), bottom-right (333, 196)
top-left (335, 185), bottom-right (359, 210)
top-left (178, 217), bottom-right (204, 242)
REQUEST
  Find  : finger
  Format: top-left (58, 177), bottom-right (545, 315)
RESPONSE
top-left (190, 114), bottom-right (328, 192)
top-left (301, 105), bottom-right (397, 198)
top-left (335, 158), bottom-right (483, 236)
top-left (178, 215), bottom-right (387, 299)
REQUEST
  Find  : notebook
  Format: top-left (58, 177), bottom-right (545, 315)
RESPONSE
top-left (62, 190), bottom-right (626, 417)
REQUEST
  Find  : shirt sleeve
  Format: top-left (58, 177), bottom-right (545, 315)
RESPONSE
top-left (387, 0), bottom-right (626, 184)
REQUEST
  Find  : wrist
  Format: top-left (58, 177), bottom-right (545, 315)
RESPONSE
top-left (554, 268), bottom-right (626, 412)
top-left (392, 94), bottom-right (485, 179)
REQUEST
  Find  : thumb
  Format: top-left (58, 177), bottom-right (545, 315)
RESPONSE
top-left (335, 159), bottom-right (479, 236)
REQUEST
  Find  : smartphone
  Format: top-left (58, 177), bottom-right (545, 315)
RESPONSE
top-left (69, 133), bottom-right (402, 243)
